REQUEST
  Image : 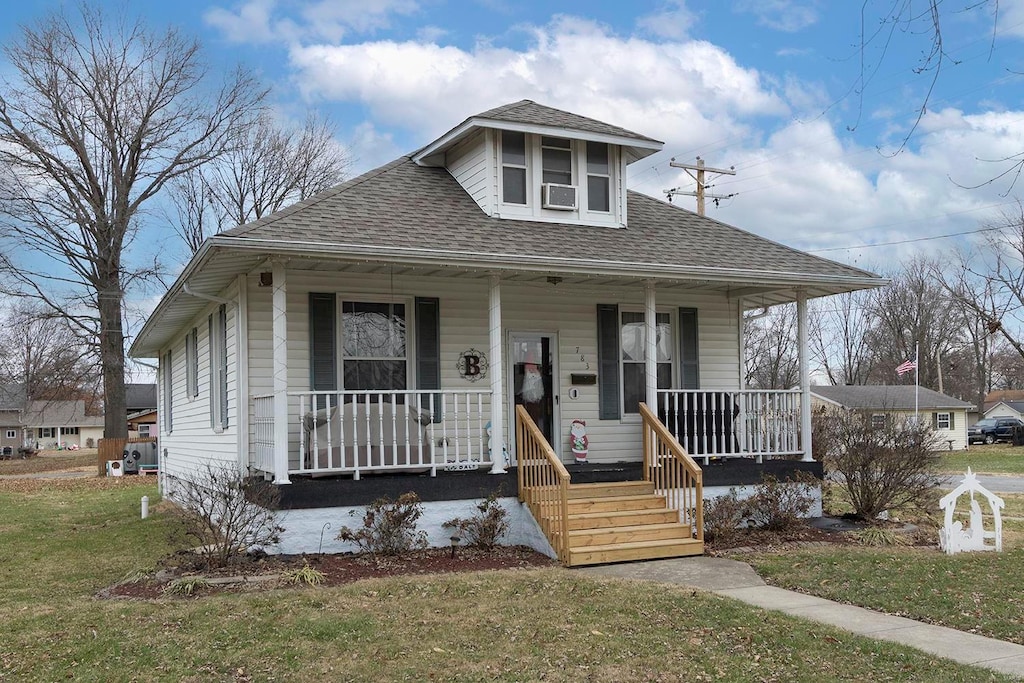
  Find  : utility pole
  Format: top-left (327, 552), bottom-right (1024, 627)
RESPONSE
top-left (665, 157), bottom-right (736, 216)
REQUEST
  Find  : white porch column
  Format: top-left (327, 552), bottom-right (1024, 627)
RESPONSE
top-left (272, 260), bottom-right (291, 484)
top-left (645, 281), bottom-right (658, 411)
top-left (797, 289), bottom-right (813, 462)
top-left (488, 275), bottom-right (507, 473)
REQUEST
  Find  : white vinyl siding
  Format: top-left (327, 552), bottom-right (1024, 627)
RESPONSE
top-left (445, 129), bottom-right (492, 215)
top-left (245, 268), bottom-right (739, 467)
top-left (158, 289), bottom-right (240, 486)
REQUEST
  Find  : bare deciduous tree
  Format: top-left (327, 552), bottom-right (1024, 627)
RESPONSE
top-left (0, 6), bottom-right (265, 438)
top-left (744, 304), bottom-right (799, 389)
top-left (169, 112), bottom-right (351, 252)
top-left (810, 288), bottom-right (877, 386)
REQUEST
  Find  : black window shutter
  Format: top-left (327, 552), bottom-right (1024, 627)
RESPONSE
top-left (679, 308), bottom-right (700, 389)
top-left (950, 412), bottom-right (955, 429)
top-left (597, 304), bottom-right (620, 420)
top-left (309, 293), bottom-right (337, 391)
top-left (932, 412), bottom-right (939, 429)
top-left (415, 297), bottom-right (442, 418)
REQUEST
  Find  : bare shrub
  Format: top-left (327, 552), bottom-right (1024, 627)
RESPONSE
top-left (702, 488), bottom-right (749, 543)
top-left (443, 492), bottom-right (510, 550)
top-left (169, 465), bottom-right (283, 568)
top-left (818, 410), bottom-right (939, 521)
top-left (746, 472), bottom-right (818, 533)
top-left (338, 492), bottom-right (428, 556)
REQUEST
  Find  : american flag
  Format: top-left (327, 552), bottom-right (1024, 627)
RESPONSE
top-left (896, 359), bottom-right (917, 376)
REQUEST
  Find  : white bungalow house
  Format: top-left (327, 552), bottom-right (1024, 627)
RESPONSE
top-left (811, 385), bottom-right (974, 450)
top-left (130, 101), bottom-right (885, 566)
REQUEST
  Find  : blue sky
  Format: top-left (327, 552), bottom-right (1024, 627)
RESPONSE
top-left (2, 0), bottom-right (1023, 277)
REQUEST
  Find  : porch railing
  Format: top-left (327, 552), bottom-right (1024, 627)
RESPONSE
top-left (287, 389), bottom-right (493, 479)
top-left (639, 402), bottom-right (703, 543)
top-left (657, 389), bottom-right (802, 462)
top-left (516, 404), bottom-right (570, 565)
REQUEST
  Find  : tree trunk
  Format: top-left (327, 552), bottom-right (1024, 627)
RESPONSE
top-left (99, 272), bottom-right (127, 439)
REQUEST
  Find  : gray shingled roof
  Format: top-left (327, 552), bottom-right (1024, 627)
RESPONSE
top-left (126, 383), bottom-right (157, 411)
top-left (21, 400), bottom-right (105, 428)
top-left (473, 100), bottom-right (661, 144)
top-left (221, 156), bottom-right (873, 282)
top-left (991, 400), bottom-right (1024, 414)
top-left (812, 385), bottom-right (975, 411)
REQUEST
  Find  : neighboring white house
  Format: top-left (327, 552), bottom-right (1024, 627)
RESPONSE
top-left (811, 385), bottom-right (973, 450)
top-left (130, 100), bottom-right (885, 564)
top-left (984, 400), bottom-right (1024, 422)
top-left (21, 400), bottom-right (105, 450)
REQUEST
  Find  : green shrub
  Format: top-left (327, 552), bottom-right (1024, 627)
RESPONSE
top-left (338, 492), bottom-right (428, 556)
top-left (443, 493), bottom-right (510, 550)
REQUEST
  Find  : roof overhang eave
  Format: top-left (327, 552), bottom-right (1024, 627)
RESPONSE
top-left (412, 117), bottom-right (664, 166)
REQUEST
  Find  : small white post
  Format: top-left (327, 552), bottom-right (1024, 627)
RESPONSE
top-left (797, 289), bottom-right (813, 462)
top-left (272, 260), bottom-right (291, 484)
top-left (645, 281), bottom-right (658, 411)
top-left (141, 495), bottom-right (149, 520)
top-left (489, 276), bottom-right (507, 473)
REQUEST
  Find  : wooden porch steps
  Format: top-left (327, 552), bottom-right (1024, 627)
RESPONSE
top-left (558, 481), bottom-right (703, 567)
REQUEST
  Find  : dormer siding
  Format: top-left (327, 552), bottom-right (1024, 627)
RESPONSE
top-left (445, 128), bottom-right (494, 216)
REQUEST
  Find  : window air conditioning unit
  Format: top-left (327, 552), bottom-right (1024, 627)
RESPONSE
top-left (542, 183), bottom-right (577, 210)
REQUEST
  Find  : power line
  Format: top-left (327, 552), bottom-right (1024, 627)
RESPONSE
top-left (808, 224), bottom-right (1009, 253)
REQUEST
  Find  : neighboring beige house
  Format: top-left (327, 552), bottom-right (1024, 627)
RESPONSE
top-left (811, 385), bottom-right (973, 450)
top-left (22, 400), bottom-right (104, 450)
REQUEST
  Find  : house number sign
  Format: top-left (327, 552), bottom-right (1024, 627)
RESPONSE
top-left (457, 348), bottom-right (488, 382)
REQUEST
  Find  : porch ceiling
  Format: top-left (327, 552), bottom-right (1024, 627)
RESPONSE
top-left (130, 240), bottom-right (881, 358)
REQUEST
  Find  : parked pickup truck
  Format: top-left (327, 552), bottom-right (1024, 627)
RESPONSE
top-left (968, 417), bottom-right (1024, 445)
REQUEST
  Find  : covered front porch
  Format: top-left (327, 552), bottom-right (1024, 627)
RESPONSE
top-left (242, 256), bottom-right (820, 485)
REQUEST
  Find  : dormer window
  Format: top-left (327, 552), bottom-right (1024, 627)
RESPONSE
top-left (587, 142), bottom-right (610, 212)
top-left (541, 136), bottom-right (572, 185)
top-left (501, 131), bottom-right (527, 205)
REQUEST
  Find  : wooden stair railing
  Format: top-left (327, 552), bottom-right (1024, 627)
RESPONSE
top-left (639, 402), bottom-right (704, 544)
top-left (516, 405), bottom-right (571, 565)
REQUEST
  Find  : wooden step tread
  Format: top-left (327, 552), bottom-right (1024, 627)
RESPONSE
top-left (567, 481), bottom-right (653, 498)
top-left (573, 537), bottom-right (702, 553)
top-left (568, 538), bottom-right (704, 566)
top-left (567, 522), bottom-right (685, 537)
top-left (568, 508), bottom-right (677, 521)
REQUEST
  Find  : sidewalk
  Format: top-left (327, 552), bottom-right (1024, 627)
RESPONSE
top-left (578, 556), bottom-right (1024, 679)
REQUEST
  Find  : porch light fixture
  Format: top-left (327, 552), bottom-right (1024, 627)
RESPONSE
top-left (258, 272), bottom-right (273, 287)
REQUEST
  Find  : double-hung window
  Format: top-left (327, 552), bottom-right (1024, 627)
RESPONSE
top-left (620, 311), bottom-right (673, 414)
top-left (541, 136), bottom-right (572, 185)
top-left (5, 429), bottom-right (15, 439)
top-left (870, 414), bottom-right (886, 429)
top-left (586, 142), bottom-right (610, 212)
top-left (342, 302), bottom-right (407, 392)
top-left (501, 131), bottom-right (527, 205)
top-left (163, 349), bottom-right (173, 433)
top-left (185, 327), bottom-right (199, 398)
top-left (936, 412), bottom-right (951, 429)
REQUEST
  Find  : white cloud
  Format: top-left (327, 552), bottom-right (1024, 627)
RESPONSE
top-left (204, 0), bottom-right (419, 44)
top-left (636, 1), bottom-right (699, 40)
top-left (733, 0), bottom-right (819, 33)
top-left (288, 16), bottom-right (788, 149)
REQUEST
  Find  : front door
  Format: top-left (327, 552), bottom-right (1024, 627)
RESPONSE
top-left (509, 332), bottom-right (559, 454)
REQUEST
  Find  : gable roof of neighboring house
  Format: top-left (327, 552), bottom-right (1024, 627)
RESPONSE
top-left (0, 384), bottom-right (26, 411)
top-left (812, 385), bottom-right (974, 411)
top-left (22, 400), bottom-right (105, 429)
top-left (126, 383), bottom-right (157, 412)
top-left (984, 390), bottom-right (1024, 410)
top-left (130, 101), bottom-right (887, 357)
top-left (984, 400), bottom-right (1024, 416)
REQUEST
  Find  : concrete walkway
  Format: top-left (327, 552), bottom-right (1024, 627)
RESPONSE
top-left (578, 557), bottom-right (1024, 679)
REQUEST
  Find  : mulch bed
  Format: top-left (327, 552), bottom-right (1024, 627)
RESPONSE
top-left (102, 546), bottom-right (557, 600)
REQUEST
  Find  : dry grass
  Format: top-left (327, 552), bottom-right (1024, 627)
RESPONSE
top-left (0, 449), bottom-right (97, 476)
top-left (940, 444), bottom-right (1024, 475)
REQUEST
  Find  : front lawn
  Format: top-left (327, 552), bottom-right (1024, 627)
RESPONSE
top-left (0, 449), bottom-right (97, 476)
top-left (939, 444), bottom-right (1024, 475)
top-left (0, 477), bottom-right (1011, 682)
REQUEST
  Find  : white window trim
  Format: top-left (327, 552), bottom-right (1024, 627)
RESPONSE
top-left (870, 413), bottom-right (886, 428)
top-left (5, 429), bottom-right (15, 439)
top-left (499, 131), bottom-right (530, 210)
top-left (582, 141), bottom-right (615, 217)
top-left (936, 412), bottom-right (951, 430)
top-left (339, 297), bottom-right (416, 392)
top-left (209, 306), bottom-right (229, 432)
top-left (186, 327), bottom-right (199, 399)
top-left (619, 307), bottom-right (676, 420)
top-left (138, 424), bottom-right (151, 437)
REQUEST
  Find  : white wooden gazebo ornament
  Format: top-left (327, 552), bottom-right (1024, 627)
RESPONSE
top-left (938, 468), bottom-right (1004, 555)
